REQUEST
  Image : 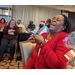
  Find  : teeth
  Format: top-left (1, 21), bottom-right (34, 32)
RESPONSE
top-left (51, 24), bottom-right (55, 26)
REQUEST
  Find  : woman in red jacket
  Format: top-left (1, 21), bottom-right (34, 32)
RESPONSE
top-left (23, 14), bottom-right (71, 69)
top-left (0, 18), bottom-right (7, 30)
top-left (0, 19), bottom-right (20, 61)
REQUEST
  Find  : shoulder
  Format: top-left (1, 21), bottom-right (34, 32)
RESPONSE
top-left (18, 24), bottom-right (24, 27)
top-left (58, 32), bottom-right (69, 37)
top-left (21, 24), bottom-right (24, 26)
top-left (15, 26), bottom-right (19, 29)
top-left (4, 26), bottom-right (9, 28)
top-left (56, 32), bottom-right (70, 42)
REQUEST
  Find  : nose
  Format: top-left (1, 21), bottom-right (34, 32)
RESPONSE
top-left (52, 19), bottom-right (56, 22)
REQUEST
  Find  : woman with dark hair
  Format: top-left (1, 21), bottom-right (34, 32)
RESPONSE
top-left (23, 14), bottom-right (71, 69)
top-left (0, 19), bottom-right (20, 61)
top-left (0, 18), bottom-right (7, 30)
top-left (45, 19), bottom-right (51, 28)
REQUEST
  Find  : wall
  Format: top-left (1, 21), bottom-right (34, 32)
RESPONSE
top-left (68, 12), bottom-right (75, 32)
top-left (12, 5), bottom-right (61, 28)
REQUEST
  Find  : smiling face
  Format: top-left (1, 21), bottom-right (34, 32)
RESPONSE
top-left (10, 20), bottom-right (15, 28)
top-left (50, 15), bottom-right (65, 33)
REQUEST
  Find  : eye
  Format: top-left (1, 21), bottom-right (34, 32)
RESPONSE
top-left (57, 18), bottom-right (60, 21)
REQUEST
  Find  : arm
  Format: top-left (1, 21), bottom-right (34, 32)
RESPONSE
top-left (14, 27), bottom-right (20, 35)
top-left (3, 26), bottom-right (8, 34)
top-left (40, 36), bottom-right (71, 69)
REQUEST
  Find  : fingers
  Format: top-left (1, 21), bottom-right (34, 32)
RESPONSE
top-left (30, 34), bottom-right (40, 39)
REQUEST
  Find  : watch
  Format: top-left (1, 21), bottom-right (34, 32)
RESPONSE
top-left (39, 41), bottom-right (46, 46)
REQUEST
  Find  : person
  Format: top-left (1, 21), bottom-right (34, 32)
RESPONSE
top-left (23, 14), bottom-right (71, 69)
top-left (26, 20), bottom-right (35, 31)
top-left (45, 19), bottom-right (51, 32)
top-left (17, 20), bottom-right (25, 32)
top-left (27, 20), bottom-right (50, 41)
top-left (0, 19), bottom-right (20, 61)
top-left (0, 18), bottom-right (7, 30)
top-left (45, 19), bottom-right (51, 28)
top-left (33, 20), bottom-right (50, 35)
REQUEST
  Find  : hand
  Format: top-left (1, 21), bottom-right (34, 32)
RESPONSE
top-left (8, 32), bottom-right (14, 35)
top-left (30, 34), bottom-right (44, 44)
top-left (8, 29), bottom-right (15, 33)
top-left (1, 26), bottom-right (4, 29)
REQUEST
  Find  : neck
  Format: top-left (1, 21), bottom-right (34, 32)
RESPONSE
top-left (50, 32), bottom-right (58, 36)
top-left (2, 23), bottom-right (4, 24)
top-left (49, 32), bottom-right (60, 39)
top-left (10, 26), bottom-right (14, 29)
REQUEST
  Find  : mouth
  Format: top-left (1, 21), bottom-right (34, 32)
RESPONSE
top-left (51, 24), bottom-right (56, 26)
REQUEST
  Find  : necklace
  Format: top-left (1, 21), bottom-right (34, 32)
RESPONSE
top-left (49, 33), bottom-right (58, 40)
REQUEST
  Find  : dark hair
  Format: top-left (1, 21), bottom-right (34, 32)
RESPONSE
top-left (17, 20), bottom-right (21, 22)
top-left (47, 19), bottom-right (51, 23)
top-left (61, 14), bottom-right (71, 33)
top-left (8, 19), bottom-right (17, 27)
top-left (1, 18), bottom-right (6, 23)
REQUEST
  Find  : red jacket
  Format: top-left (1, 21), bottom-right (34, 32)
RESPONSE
top-left (0, 23), bottom-right (7, 27)
top-left (23, 32), bottom-right (71, 69)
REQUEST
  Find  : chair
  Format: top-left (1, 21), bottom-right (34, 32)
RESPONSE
top-left (14, 43), bottom-right (18, 59)
top-left (19, 40), bottom-right (36, 67)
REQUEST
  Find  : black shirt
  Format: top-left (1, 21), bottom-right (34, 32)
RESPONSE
top-left (28, 24), bottom-right (35, 30)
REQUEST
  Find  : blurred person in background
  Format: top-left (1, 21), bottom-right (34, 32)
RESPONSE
top-left (33, 20), bottom-right (50, 35)
top-left (17, 20), bottom-right (25, 32)
top-left (45, 19), bottom-right (51, 28)
top-left (26, 20), bottom-right (35, 31)
top-left (0, 18), bottom-right (7, 30)
top-left (27, 20), bottom-right (50, 41)
top-left (0, 19), bottom-right (20, 61)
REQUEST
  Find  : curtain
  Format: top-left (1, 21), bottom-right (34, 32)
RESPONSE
top-left (12, 5), bottom-right (61, 28)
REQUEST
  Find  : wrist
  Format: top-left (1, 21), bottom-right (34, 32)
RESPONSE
top-left (39, 41), bottom-right (46, 46)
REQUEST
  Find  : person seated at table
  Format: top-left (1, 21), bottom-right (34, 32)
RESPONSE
top-left (0, 19), bottom-right (20, 61)
top-left (17, 20), bottom-right (25, 32)
top-left (0, 18), bottom-right (7, 30)
top-left (26, 20), bottom-right (35, 31)
top-left (23, 14), bottom-right (71, 69)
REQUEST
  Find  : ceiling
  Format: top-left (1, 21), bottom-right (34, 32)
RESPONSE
top-left (1, 5), bottom-right (75, 12)
top-left (35, 5), bottom-right (75, 12)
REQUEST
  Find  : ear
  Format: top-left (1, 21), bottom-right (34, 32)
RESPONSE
top-left (62, 26), bottom-right (66, 30)
top-left (64, 26), bottom-right (66, 29)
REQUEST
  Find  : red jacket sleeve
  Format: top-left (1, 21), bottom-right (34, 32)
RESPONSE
top-left (23, 53), bottom-right (35, 69)
top-left (40, 36), bottom-right (71, 69)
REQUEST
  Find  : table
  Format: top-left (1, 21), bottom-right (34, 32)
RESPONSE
top-left (18, 33), bottom-right (32, 51)
top-left (18, 33), bottom-right (31, 42)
